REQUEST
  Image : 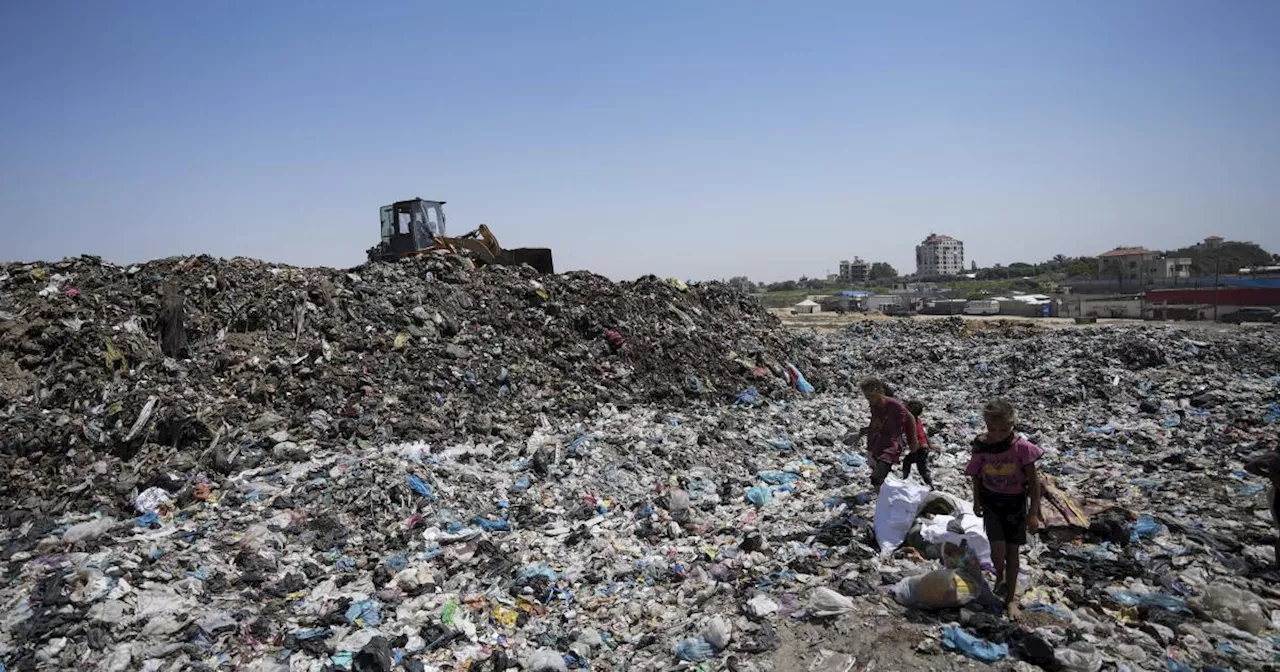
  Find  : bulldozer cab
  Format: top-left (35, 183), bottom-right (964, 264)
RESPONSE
top-left (369, 197), bottom-right (554, 273)
top-left (378, 199), bottom-right (447, 256)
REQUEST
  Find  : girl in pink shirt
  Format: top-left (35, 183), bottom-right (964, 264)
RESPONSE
top-left (965, 398), bottom-right (1043, 618)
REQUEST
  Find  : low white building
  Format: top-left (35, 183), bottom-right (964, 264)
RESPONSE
top-left (865, 295), bottom-right (904, 312)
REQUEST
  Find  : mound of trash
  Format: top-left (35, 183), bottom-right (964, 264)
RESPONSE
top-left (3, 285), bottom-right (1280, 671)
top-left (0, 254), bottom-right (821, 467)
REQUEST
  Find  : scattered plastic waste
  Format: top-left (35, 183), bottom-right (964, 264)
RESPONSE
top-left (0, 290), bottom-right (1276, 670)
top-left (942, 626), bottom-right (1008, 662)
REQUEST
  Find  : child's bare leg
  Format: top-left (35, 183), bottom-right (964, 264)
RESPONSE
top-left (1005, 543), bottom-right (1022, 618)
top-left (990, 541), bottom-right (1007, 594)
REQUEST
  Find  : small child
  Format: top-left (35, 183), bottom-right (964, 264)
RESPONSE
top-left (901, 400), bottom-right (934, 488)
top-left (965, 398), bottom-right (1043, 618)
top-left (859, 378), bottom-right (919, 492)
top-left (1244, 448), bottom-right (1280, 566)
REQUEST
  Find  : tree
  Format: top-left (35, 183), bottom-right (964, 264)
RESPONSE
top-left (868, 262), bottom-right (898, 282)
top-left (1165, 240), bottom-right (1273, 276)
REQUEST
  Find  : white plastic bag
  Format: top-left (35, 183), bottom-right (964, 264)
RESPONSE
top-left (874, 476), bottom-right (931, 555)
top-left (918, 514), bottom-right (992, 567)
top-left (810, 587), bottom-right (856, 617)
top-left (703, 615), bottom-right (732, 650)
top-left (1192, 585), bottom-right (1269, 635)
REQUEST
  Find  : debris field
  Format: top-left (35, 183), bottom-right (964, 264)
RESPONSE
top-left (1, 254), bottom-right (1278, 671)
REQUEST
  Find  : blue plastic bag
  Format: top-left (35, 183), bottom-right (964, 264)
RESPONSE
top-left (673, 637), bottom-right (716, 662)
top-left (1129, 514), bottom-right (1162, 542)
top-left (841, 452), bottom-right (867, 468)
top-left (786, 364), bottom-right (815, 393)
top-left (745, 485), bottom-right (772, 508)
top-left (942, 626), bottom-right (1008, 662)
top-left (472, 516), bottom-right (511, 532)
top-left (758, 471), bottom-right (799, 485)
top-left (345, 599), bottom-right (382, 627)
top-left (734, 387), bottom-right (762, 405)
top-left (406, 475), bottom-right (437, 501)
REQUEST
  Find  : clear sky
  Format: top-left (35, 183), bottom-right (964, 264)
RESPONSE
top-left (2, 1), bottom-right (1278, 282)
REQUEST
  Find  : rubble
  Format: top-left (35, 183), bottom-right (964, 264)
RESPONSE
top-left (1, 258), bottom-right (1279, 670)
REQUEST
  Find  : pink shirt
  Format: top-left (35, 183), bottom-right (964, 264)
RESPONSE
top-left (964, 438), bottom-right (1044, 495)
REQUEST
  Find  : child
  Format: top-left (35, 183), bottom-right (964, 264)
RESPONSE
top-left (965, 398), bottom-right (1043, 618)
top-left (859, 378), bottom-right (919, 492)
top-left (901, 400), bottom-right (934, 488)
top-left (1244, 448), bottom-right (1280, 566)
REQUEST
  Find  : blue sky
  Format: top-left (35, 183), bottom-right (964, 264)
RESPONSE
top-left (2, 1), bottom-right (1278, 281)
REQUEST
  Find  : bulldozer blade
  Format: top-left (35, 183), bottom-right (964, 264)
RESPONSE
top-left (503, 248), bottom-right (555, 274)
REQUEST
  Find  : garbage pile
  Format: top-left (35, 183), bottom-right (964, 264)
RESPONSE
top-left (815, 319), bottom-right (1280, 669)
top-left (0, 252), bottom-right (821, 467)
top-left (3, 272), bottom-right (1280, 671)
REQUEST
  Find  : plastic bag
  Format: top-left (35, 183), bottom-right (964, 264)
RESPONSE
top-left (1110, 590), bottom-right (1188, 613)
top-left (703, 616), bottom-right (732, 651)
top-left (1055, 642), bottom-right (1103, 672)
top-left (809, 587), bottom-right (856, 617)
top-left (785, 364), bottom-right (815, 393)
top-left (1128, 514), bottom-right (1161, 542)
top-left (63, 517), bottom-right (115, 544)
top-left (942, 626), bottom-right (1008, 662)
top-left (893, 568), bottom-right (980, 610)
top-left (873, 476), bottom-right (931, 555)
top-left (734, 387), bottom-right (762, 405)
top-left (134, 487), bottom-right (173, 514)
top-left (525, 649), bottom-right (569, 672)
top-left (673, 637), bottom-right (716, 662)
top-left (747, 594), bottom-right (779, 617)
top-left (916, 514), bottom-right (991, 568)
top-left (745, 485), bottom-right (772, 508)
top-left (1191, 585), bottom-right (1269, 634)
top-left (406, 475), bottom-right (436, 501)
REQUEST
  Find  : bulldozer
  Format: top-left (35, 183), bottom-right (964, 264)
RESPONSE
top-left (366, 198), bottom-right (554, 274)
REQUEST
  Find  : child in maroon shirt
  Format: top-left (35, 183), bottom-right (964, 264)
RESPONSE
top-left (901, 400), bottom-right (933, 488)
top-left (859, 378), bottom-right (919, 491)
top-left (965, 398), bottom-right (1043, 618)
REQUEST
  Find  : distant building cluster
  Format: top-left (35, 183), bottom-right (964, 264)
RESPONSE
top-left (916, 234), bottom-right (965, 277)
top-left (838, 257), bottom-right (869, 283)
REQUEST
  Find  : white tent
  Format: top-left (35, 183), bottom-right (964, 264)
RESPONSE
top-left (793, 299), bottom-right (821, 314)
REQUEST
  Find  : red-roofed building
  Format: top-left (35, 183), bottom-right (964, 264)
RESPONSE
top-left (1097, 246), bottom-right (1191, 284)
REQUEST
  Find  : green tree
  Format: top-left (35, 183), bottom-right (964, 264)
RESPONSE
top-left (1165, 241), bottom-right (1273, 276)
top-left (1065, 257), bottom-right (1096, 279)
top-left (868, 262), bottom-right (898, 281)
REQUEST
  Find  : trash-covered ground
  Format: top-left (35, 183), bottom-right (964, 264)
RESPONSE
top-left (2, 256), bottom-right (1279, 671)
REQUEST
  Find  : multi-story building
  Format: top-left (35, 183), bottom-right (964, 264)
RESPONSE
top-left (1097, 247), bottom-right (1192, 283)
top-left (915, 234), bottom-right (965, 277)
top-left (839, 258), bottom-right (870, 283)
